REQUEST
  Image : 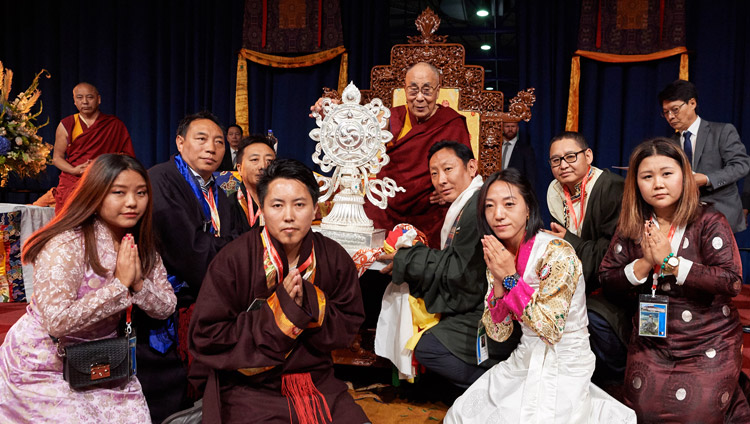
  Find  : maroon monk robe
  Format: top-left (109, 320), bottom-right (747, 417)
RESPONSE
top-left (55, 113), bottom-right (134, 210)
top-left (364, 105), bottom-right (470, 247)
top-left (189, 228), bottom-right (368, 424)
top-left (600, 206), bottom-right (750, 423)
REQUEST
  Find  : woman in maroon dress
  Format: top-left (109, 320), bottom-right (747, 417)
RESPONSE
top-left (599, 138), bottom-right (750, 423)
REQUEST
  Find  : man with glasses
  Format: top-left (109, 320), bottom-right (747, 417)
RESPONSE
top-left (659, 79), bottom-right (750, 232)
top-left (545, 131), bottom-right (628, 385)
top-left (311, 62), bottom-right (470, 246)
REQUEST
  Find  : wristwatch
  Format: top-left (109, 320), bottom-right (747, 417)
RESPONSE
top-left (663, 255), bottom-right (680, 274)
top-left (502, 273), bottom-right (520, 291)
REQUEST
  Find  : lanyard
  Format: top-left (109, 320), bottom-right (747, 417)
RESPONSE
top-left (237, 188), bottom-right (262, 227)
top-left (202, 188), bottom-right (221, 236)
top-left (562, 166), bottom-right (591, 232)
top-left (174, 155), bottom-right (220, 235)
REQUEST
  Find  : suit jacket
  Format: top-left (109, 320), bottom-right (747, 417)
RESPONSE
top-left (671, 119), bottom-right (750, 232)
top-left (218, 144), bottom-right (235, 171)
top-left (549, 169), bottom-right (624, 293)
top-left (505, 140), bottom-right (536, 187)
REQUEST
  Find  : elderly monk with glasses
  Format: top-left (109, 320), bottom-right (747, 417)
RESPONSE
top-left (310, 62), bottom-right (471, 247)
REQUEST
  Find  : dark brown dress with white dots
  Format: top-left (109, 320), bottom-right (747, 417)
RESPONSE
top-left (600, 206), bottom-right (750, 424)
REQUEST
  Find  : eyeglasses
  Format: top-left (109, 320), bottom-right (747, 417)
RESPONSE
top-left (662, 102), bottom-right (686, 118)
top-left (406, 85), bottom-right (437, 97)
top-left (549, 149), bottom-right (587, 167)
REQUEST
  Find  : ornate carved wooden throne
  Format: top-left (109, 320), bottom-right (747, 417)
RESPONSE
top-left (325, 7), bottom-right (536, 177)
top-left (331, 8), bottom-right (536, 367)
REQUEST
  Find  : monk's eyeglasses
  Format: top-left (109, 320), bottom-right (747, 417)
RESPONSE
top-left (406, 85), bottom-right (437, 97)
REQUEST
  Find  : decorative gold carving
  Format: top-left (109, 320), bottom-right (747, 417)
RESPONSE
top-left (407, 7), bottom-right (448, 44)
top-left (328, 7), bottom-right (538, 368)
top-left (321, 11), bottom-right (537, 177)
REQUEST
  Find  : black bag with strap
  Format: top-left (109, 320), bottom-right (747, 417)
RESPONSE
top-left (53, 305), bottom-right (134, 390)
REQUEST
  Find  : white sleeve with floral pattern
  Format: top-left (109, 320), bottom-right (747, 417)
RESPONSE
top-left (519, 240), bottom-right (581, 345)
top-left (131, 254), bottom-right (176, 320)
top-left (33, 231), bottom-right (131, 338)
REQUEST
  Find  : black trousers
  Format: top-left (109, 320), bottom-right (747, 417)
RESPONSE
top-left (414, 332), bottom-right (488, 389)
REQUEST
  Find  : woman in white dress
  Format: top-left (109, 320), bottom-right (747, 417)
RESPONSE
top-left (445, 169), bottom-right (634, 424)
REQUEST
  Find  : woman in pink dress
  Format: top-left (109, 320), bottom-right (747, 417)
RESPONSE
top-left (599, 138), bottom-right (750, 423)
top-left (0, 154), bottom-right (176, 423)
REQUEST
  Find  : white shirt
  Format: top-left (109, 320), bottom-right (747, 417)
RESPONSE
top-left (230, 148), bottom-right (238, 168)
top-left (502, 135), bottom-right (518, 170)
top-left (681, 116), bottom-right (701, 166)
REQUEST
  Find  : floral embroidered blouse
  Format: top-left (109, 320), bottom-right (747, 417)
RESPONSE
top-left (482, 232), bottom-right (586, 346)
top-left (32, 220), bottom-right (176, 341)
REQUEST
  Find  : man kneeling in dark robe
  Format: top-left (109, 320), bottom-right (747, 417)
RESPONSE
top-left (189, 158), bottom-right (369, 423)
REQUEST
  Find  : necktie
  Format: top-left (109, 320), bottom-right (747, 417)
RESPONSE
top-left (683, 131), bottom-right (693, 165)
top-left (502, 141), bottom-right (511, 170)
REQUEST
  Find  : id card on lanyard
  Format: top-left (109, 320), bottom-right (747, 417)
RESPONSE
top-left (638, 221), bottom-right (675, 339)
top-left (477, 320), bottom-right (489, 364)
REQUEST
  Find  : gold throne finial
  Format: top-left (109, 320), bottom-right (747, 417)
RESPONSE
top-left (407, 7), bottom-right (449, 44)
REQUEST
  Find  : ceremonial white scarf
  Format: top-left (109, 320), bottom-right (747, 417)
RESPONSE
top-left (441, 175), bottom-right (484, 249)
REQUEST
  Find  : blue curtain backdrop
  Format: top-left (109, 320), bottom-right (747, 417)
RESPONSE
top-left (2, 1), bottom-right (749, 252)
top-left (0, 0), bottom-right (388, 200)
top-left (518, 0), bottom-right (750, 280)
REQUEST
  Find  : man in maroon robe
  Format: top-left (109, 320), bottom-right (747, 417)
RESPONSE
top-left (52, 82), bottom-right (134, 211)
top-left (312, 62), bottom-right (471, 246)
top-left (190, 159), bottom-right (368, 423)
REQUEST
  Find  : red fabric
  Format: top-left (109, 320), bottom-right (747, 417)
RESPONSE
top-left (659, 0), bottom-right (665, 43)
top-left (363, 105), bottom-right (470, 247)
top-left (262, 0), bottom-right (267, 48)
top-left (281, 372), bottom-right (333, 424)
top-left (317, 0), bottom-right (322, 48)
top-left (595, 0), bottom-right (602, 49)
top-left (55, 113), bottom-right (134, 211)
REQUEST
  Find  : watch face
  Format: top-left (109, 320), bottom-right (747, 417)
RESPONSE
top-left (668, 257), bottom-right (679, 266)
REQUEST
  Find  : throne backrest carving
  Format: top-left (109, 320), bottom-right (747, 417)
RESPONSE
top-left (357, 7), bottom-right (536, 177)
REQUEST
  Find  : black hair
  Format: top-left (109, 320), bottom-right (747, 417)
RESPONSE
top-left (658, 79), bottom-right (698, 104)
top-left (257, 159), bottom-right (320, 207)
top-left (227, 124), bottom-right (243, 136)
top-left (476, 168), bottom-right (543, 243)
top-left (175, 111), bottom-right (225, 138)
top-left (549, 131), bottom-right (589, 150)
top-left (427, 140), bottom-right (475, 165)
top-left (236, 135), bottom-right (276, 164)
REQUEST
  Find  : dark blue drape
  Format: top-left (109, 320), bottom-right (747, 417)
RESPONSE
top-left (518, 0), bottom-right (750, 280)
top-left (0, 0), bottom-right (388, 198)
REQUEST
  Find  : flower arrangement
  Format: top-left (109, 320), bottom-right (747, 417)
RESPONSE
top-left (0, 61), bottom-right (52, 186)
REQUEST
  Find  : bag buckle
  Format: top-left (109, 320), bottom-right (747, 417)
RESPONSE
top-left (90, 364), bottom-right (111, 380)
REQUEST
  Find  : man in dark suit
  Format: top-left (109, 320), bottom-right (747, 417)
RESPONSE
top-left (501, 121), bottom-right (536, 187)
top-left (659, 80), bottom-right (750, 232)
top-left (218, 124), bottom-right (243, 171)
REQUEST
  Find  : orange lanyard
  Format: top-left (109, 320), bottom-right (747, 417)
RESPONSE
top-left (237, 189), bottom-right (262, 227)
top-left (562, 167), bottom-right (591, 232)
top-left (202, 189), bottom-right (221, 236)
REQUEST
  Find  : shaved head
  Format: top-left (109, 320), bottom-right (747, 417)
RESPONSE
top-left (72, 82), bottom-right (101, 116)
top-left (73, 82), bottom-right (99, 96)
top-left (406, 62), bottom-right (440, 84)
top-left (404, 62), bottom-right (441, 122)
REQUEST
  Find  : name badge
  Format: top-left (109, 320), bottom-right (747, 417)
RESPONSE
top-left (638, 294), bottom-right (668, 338)
top-left (476, 320), bottom-right (489, 364)
top-left (129, 333), bottom-right (137, 375)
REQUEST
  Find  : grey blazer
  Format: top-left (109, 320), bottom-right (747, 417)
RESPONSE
top-left (672, 119), bottom-right (750, 232)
